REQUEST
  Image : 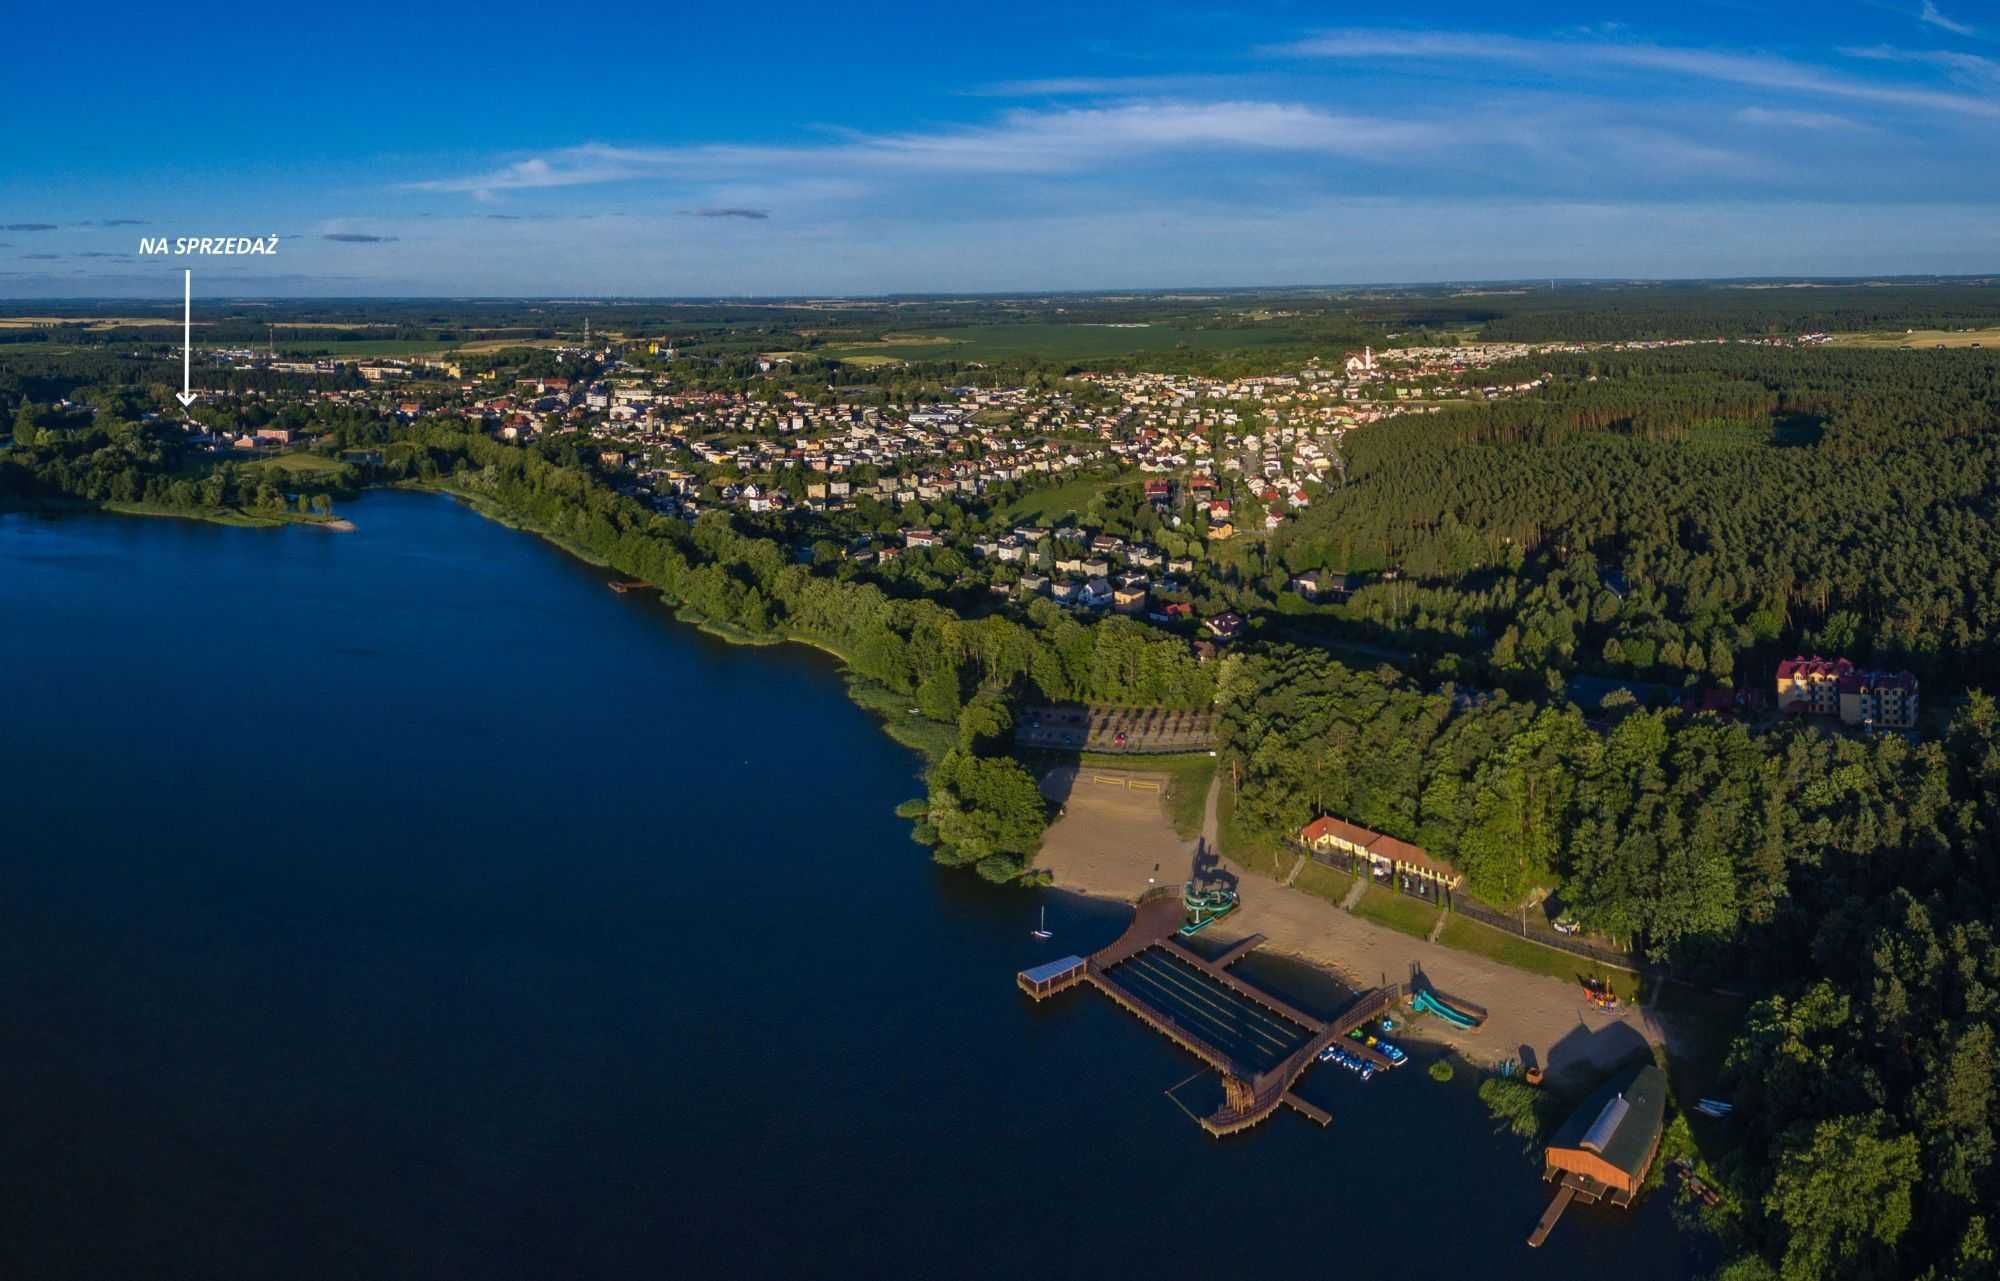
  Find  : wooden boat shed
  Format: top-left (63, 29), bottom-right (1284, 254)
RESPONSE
top-left (1529, 1063), bottom-right (1667, 1246)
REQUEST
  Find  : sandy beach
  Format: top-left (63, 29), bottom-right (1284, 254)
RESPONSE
top-left (1034, 764), bottom-right (1672, 1079)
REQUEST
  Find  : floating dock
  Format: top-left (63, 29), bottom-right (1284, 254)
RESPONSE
top-left (1018, 887), bottom-right (1400, 1136)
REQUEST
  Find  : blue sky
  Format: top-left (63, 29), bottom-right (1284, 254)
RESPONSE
top-left (6, 0), bottom-right (2000, 296)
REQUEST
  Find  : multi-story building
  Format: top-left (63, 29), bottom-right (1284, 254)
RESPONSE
top-left (1840, 669), bottom-right (1919, 730)
top-left (1777, 656), bottom-right (1919, 730)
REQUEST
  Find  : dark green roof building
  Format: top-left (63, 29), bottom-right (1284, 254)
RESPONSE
top-left (1529, 1063), bottom-right (1668, 1246)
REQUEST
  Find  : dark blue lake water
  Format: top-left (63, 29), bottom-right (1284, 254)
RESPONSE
top-left (0, 491), bottom-right (1700, 1278)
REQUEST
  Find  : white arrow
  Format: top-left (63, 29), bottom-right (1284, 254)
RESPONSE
top-left (176, 269), bottom-right (196, 407)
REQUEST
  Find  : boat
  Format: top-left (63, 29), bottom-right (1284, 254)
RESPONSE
top-left (1360, 1066), bottom-right (1375, 1082)
top-left (1031, 907), bottom-right (1052, 940)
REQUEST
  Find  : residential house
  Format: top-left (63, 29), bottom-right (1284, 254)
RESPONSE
top-left (1205, 611), bottom-right (1244, 641)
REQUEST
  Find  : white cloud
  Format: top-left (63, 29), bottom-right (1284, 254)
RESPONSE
top-left (1843, 44), bottom-right (2000, 83)
top-left (1273, 29), bottom-right (2000, 119)
top-left (1920, 2), bottom-right (1976, 38)
top-left (407, 102), bottom-right (1451, 196)
top-left (966, 74), bottom-right (1255, 97)
top-left (1733, 107), bottom-right (1869, 131)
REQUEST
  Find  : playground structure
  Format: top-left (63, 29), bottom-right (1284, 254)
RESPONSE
top-left (1179, 881), bottom-right (1239, 937)
top-left (1582, 976), bottom-right (1621, 1010)
top-left (1411, 987), bottom-right (1487, 1031)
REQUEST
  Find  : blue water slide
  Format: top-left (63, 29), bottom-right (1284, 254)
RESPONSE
top-left (1413, 989), bottom-right (1480, 1029)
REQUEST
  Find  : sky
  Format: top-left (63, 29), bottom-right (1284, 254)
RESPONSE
top-left (6, 0), bottom-right (2000, 296)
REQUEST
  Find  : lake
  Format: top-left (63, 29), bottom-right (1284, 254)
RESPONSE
top-left (0, 491), bottom-right (1702, 1278)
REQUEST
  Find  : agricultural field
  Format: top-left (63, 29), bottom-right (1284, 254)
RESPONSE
top-left (0, 316), bottom-right (187, 330)
top-left (258, 339), bottom-right (460, 357)
top-left (441, 337), bottom-right (574, 355)
top-left (1825, 326), bottom-right (2000, 349)
top-left (823, 323), bottom-right (1293, 363)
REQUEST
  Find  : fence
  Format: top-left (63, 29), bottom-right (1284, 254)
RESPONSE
top-left (1449, 897), bottom-right (1640, 972)
top-left (1290, 840), bottom-right (1640, 972)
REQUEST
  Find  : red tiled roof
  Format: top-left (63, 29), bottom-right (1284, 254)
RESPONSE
top-left (1301, 816), bottom-right (1377, 848)
top-left (1300, 816), bottom-right (1457, 878)
top-left (1776, 655), bottom-right (1853, 681)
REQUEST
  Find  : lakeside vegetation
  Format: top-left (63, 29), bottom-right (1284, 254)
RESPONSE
top-left (6, 285), bottom-right (2000, 1281)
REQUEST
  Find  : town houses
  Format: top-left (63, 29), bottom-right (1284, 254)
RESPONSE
top-left (164, 325), bottom-right (1835, 669)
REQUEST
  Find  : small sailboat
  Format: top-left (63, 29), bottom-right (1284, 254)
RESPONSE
top-left (1031, 907), bottom-right (1053, 940)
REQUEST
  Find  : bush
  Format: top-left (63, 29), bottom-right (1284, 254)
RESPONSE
top-left (1478, 1077), bottom-right (1546, 1143)
top-left (975, 854), bottom-right (1024, 883)
top-left (1428, 1059), bottom-right (1455, 1083)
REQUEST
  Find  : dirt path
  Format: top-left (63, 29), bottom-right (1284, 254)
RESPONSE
top-left (1034, 766), bottom-right (1670, 1079)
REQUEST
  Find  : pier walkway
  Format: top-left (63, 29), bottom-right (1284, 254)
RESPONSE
top-left (1019, 889), bottom-right (1401, 1136)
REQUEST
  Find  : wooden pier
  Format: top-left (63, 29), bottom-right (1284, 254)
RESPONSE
top-left (1527, 1181), bottom-right (1579, 1248)
top-left (1017, 889), bottom-right (1401, 1136)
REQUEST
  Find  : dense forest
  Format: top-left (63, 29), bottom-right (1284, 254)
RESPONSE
top-left (1476, 282), bottom-right (2000, 342)
top-left (1219, 640), bottom-right (1997, 1281)
top-left (1280, 346), bottom-right (2000, 692)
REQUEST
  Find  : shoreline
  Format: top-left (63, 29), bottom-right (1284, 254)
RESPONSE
top-left (40, 485), bottom-right (1678, 1080)
top-left (1033, 765), bottom-right (1676, 1084)
top-left (3, 494), bottom-right (355, 531)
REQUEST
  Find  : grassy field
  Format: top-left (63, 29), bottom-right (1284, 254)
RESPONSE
top-left (1351, 883), bottom-right (1443, 939)
top-left (1827, 327), bottom-right (2000, 349)
top-left (1291, 857), bottom-right (1356, 908)
top-left (999, 470), bottom-right (1135, 525)
top-left (1436, 915), bottom-right (1643, 1002)
top-left (820, 332), bottom-right (954, 356)
top-left (245, 452), bottom-right (345, 476)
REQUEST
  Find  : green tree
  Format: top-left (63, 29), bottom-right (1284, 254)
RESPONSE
top-left (1766, 1112), bottom-right (1921, 1281)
